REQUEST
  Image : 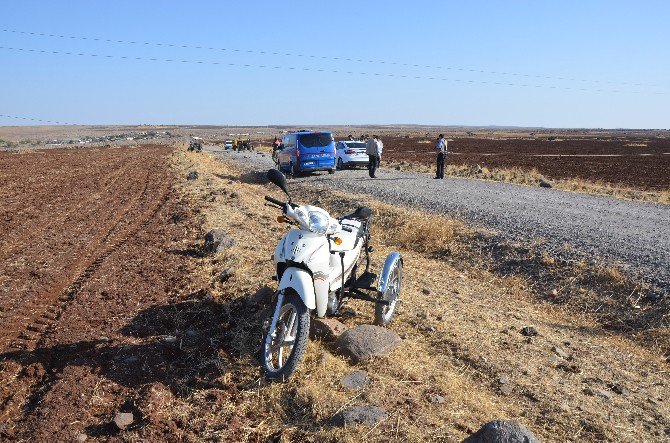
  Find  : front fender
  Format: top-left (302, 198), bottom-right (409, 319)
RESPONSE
top-left (278, 268), bottom-right (316, 310)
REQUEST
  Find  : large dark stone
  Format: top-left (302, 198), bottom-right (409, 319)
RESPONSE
top-left (462, 420), bottom-right (540, 443)
top-left (336, 324), bottom-right (401, 363)
top-left (203, 229), bottom-right (235, 254)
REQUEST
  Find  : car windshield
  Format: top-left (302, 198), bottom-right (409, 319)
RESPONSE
top-left (343, 142), bottom-right (365, 149)
top-left (298, 133), bottom-right (332, 148)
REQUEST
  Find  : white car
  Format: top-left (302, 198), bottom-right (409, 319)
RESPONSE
top-left (224, 140), bottom-right (233, 149)
top-left (335, 140), bottom-right (369, 169)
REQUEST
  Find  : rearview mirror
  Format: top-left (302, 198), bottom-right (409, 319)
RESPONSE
top-left (267, 169), bottom-right (290, 199)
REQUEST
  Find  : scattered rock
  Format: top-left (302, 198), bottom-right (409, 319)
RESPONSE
top-left (539, 178), bottom-right (552, 188)
top-left (163, 335), bottom-right (177, 343)
top-left (499, 385), bottom-right (513, 395)
top-left (609, 383), bottom-right (628, 396)
top-left (422, 288), bottom-right (431, 295)
top-left (548, 289), bottom-right (558, 298)
top-left (230, 192), bottom-right (239, 198)
top-left (341, 370), bottom-right (369, 390)
top-left (498, 374), bottom-right (511, 385)
top-left (595, 389), bottom-right (613, 399)
top-left (462, 419), bottom-right (540, 443)
top-left (75, 433), bottom-right (88, 442)
top-left (114, 412), bottom-right (134, 430)
top-left (557, 363), bottom-right (581, 373)
top-left (429, 394), bottom-right (446, 404)
top-left (416, 312), bottom-right (430, 319)
top-left (334, 405), bottom-right (388, 426)
top-left (310, 318), bottom-right (348, 341)
top-left (203, 229), bottom-right (235, 254)
top-left (520, 326), bottom-right (538, 337)
top-left (336, 325), bottom-right (402, 363)
top-left (186, 171), bottom-right (198, 181)
top-left (551, 345), bottom-right (569, 359)
top-left (525, 337), bottom-right (534, 344)
top-left (218, 267), bottom-right (236, 282)
top-left (98, 336), bottom-right (109, 342)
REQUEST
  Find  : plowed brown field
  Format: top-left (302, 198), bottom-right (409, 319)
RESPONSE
top-left (0, 145), bottom-right (204, 441)
top-left (381, 136), bottom-right (670, 189)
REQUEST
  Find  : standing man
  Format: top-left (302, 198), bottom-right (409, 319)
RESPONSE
top-left (366, 135), bottom-right (381, 178)
top-left (435, 133), bottom-right (448, 179)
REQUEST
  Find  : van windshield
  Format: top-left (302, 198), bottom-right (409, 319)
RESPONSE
top-left (298, 133), bottom-right (332, 148)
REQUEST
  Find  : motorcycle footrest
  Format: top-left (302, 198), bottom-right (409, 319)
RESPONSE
top-left (346, 289), bottom-right (390, 305)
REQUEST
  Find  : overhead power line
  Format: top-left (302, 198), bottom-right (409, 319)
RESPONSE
top-left (0, 113), bottom-right (74, 125)
top-left (1, 28), bottom-right (657, 89)
top-left (0, 45), bottom-right (662, 95)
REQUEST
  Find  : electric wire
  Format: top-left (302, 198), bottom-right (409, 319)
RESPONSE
top-left (0, 113), bottom-right (74, 125)
top-left (0, 45), bottom-right (662, 95)
top-left (1, 28), bottom-right (657, 89)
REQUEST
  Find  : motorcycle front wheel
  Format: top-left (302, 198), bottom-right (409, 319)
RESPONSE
top-left (262, 291), bottom-right (310, 381)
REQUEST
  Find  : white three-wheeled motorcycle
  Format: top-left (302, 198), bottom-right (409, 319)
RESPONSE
top-left (261, 169), bottom-right (403, 381)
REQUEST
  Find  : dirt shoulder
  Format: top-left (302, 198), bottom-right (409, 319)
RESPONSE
top-left (1, 145), bottom-right (667, 442)
top-left (164, 150), bottom-right (669, 441)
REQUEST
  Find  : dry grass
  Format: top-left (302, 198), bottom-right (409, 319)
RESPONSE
top-left (155, 148), bottom-right (670, 442)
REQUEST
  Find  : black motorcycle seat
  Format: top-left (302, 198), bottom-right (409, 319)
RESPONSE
top-left (344, 206), bottom-right (371, 221)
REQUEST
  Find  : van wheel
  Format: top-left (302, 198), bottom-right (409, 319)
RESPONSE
top-left (328, 168), bottom-right (335, 174)
top-left (290, 163), bottom-right (298, 178)
top-left (337, 158), bottom-right (344, 170)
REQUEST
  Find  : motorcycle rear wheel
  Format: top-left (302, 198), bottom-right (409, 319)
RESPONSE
top-left (374, 258), bottom-right (402, 325)
top-left (262, 291), bottom-right (310, 381)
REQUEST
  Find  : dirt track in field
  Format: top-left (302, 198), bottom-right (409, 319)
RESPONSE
top-left (0, 145), bottom-right (207, 441)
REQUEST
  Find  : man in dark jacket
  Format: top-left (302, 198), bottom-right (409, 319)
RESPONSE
top-left (435, 134), bottom-right (448, 179)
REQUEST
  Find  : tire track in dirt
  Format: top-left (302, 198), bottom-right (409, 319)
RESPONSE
top-left (0, 162), bottom-right (152, 349)
top-left (0, 152), bottom-right (141, 264)
top-left (0, 147), bottom-right (172, 424)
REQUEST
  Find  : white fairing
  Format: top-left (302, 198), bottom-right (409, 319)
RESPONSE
top-left (278, 268), bottom-right (316, 310)
top-left (273, 204), bottom-right (365, 318)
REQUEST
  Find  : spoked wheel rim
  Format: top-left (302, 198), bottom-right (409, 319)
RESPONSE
top-left (264, 303), bottom-right (299, 372)
top-left (380, 262), bottom-right (402, 321)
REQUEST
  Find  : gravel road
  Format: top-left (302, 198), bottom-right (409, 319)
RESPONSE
top-left (209, 148), bottom-right (670, 295)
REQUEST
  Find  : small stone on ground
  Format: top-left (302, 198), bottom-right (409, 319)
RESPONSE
top-left (462, 419), bottom-right (540, 443)
top-left (334, 405), bottom-right (388, 426)
top-left (341, 370), bottom-right (369, 390)
top-left (114, 412), bottom-right (134, 430)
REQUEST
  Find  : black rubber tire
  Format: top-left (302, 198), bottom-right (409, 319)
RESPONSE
top-left (328, 168), bottom-right (335, 175)
top-left (374, 260), bottom-right (402, 326)
top-left (337, 158), bottom-right (344, 170)
top-left (290, 163), bottom-right (298, 178)
top-left (262, 291), bottom-right (310, 381)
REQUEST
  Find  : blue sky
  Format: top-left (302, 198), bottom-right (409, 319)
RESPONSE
top-left (1, 1), bottom-right (668, 128)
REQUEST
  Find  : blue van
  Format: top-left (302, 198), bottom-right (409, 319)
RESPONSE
top-left (277, 131), bottom-right (336, 176)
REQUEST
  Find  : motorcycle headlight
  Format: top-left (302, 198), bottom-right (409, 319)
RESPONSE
top-left (308, 211), bottom-right (330, 235)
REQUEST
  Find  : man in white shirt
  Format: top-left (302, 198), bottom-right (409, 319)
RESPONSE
top-left (366, 135), bottom-right (382, 178)
top-left (435, 134), bottom-right (448, 179)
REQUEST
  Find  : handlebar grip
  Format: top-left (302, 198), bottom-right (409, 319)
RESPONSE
top-left (264, 196), bottom-right (284, 206)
